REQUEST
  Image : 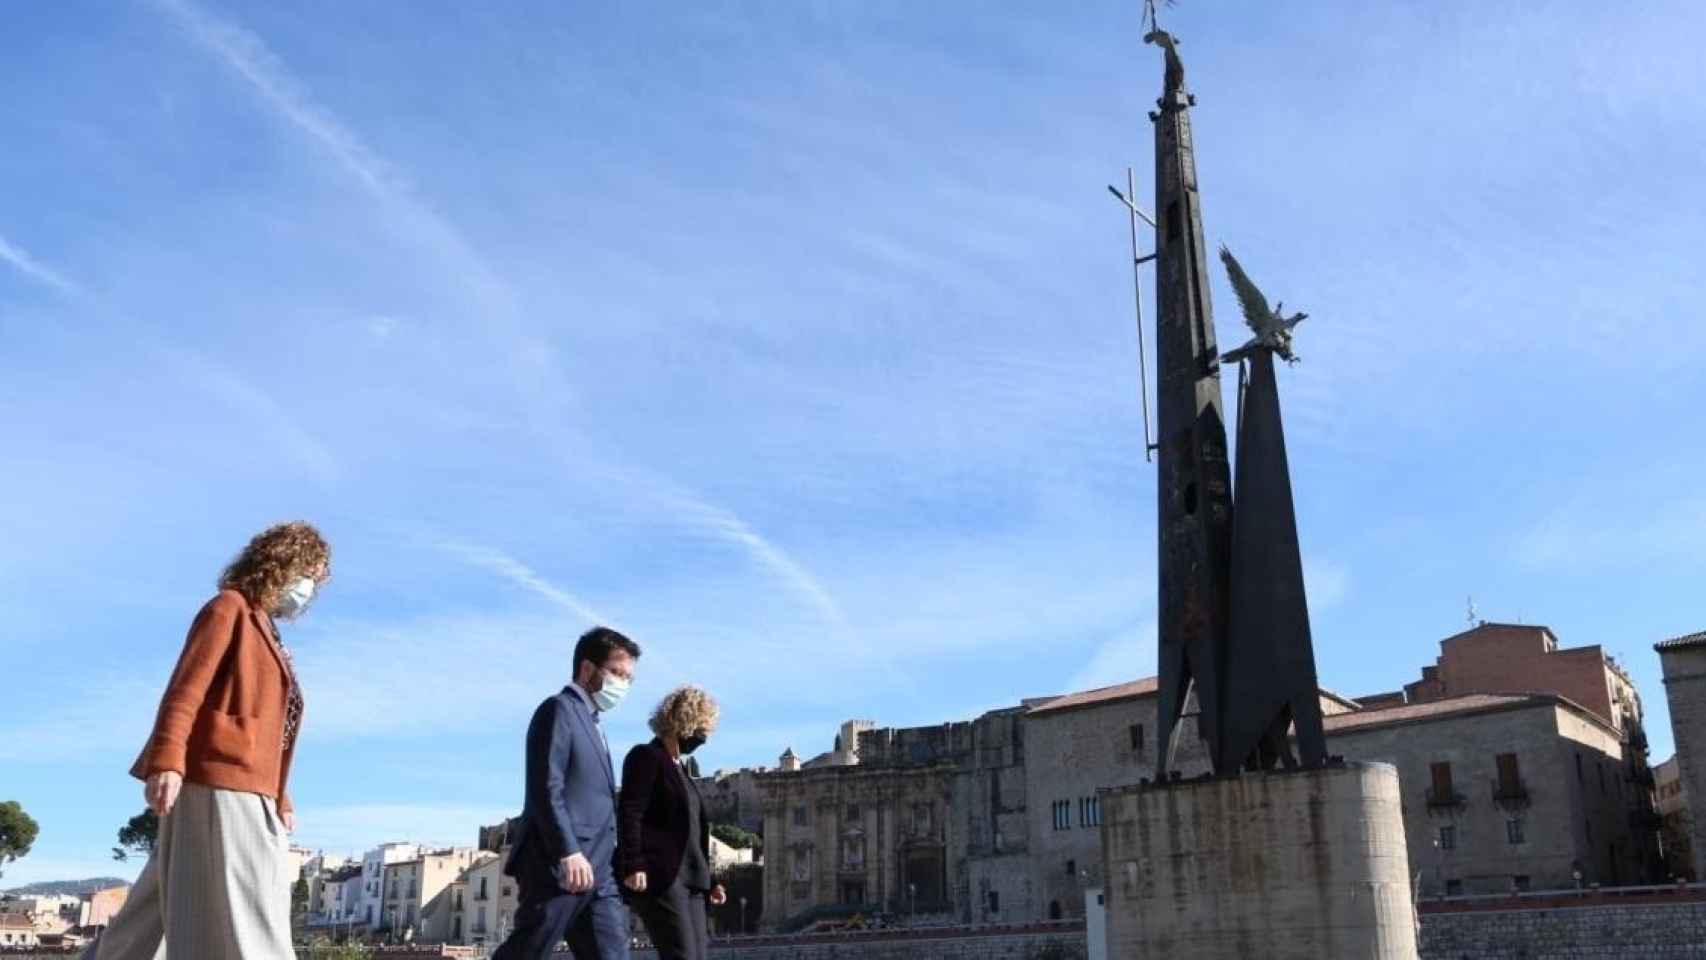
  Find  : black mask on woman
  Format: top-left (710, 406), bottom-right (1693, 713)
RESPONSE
top-left (680, 731), bottom-right (708, 755)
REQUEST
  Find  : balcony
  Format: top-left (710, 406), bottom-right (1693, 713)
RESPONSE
top-left (1426, 787), bottom-right (1467, 811)
top-left (1491, 779), bottom-right (1531, 811)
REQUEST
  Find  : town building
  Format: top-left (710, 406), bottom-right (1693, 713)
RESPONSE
top-left (457, 849), bottom-right (519, 947)
top-left (0, 914), bottom-right (39, 948)
top-left (753, 624), bottom-right (1663, 929)
top-left (354, 842), bottom-right (420, 929)
top-left (1656, 630), bottom-right (1706, 879)
top-left (698, 767), bottom-right (768, 834)
top-left (1655, 756), bottom-right (1694, 880)
top-left (380, 847), bottom-right (479, 940)
top-left (77, 885), bottom-right (129, 930)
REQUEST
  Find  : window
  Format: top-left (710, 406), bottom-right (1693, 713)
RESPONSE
top-left (1129, 723), bottom-right (1145, 752)
top-left (478, 877), bottom-right (488, 900)
top-left (1438, 825), bottom-right (1456, 850)
top-left (988, 891), bottom-right (1000, 914)
top-left (1586, 820), bottom-right (1593, 841)
top-left (1599, 763), bottom-right (1607, 796)
top-left (1496, 753), bottom-right (1522, 798)
top-left (1052, 799), bottom-right (1071, 831)
top-left (794, 805), bottom-right (809, 827)
top-left (846, 804), bottom-right (860, 822)
top-left (1445, 880), bottom-right (1463, 897)
top-left (914, 803), bottom-right (932, 835)
top-left (1513, 875), bottom-right (1531, 892)
top-left (1506, 818), bottom-right (1525, 845)
top-left (1576, 752), bottom-right (1584, 784)
top-left (1426, 767), bottom-right (1453, 804)
top-left (1066, 859), bottom-right (1077, 877)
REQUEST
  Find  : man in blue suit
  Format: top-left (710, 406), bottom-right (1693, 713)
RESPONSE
top-left (495, 626), bottom-right (641, 960)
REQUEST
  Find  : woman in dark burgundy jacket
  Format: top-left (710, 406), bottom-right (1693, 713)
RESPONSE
top-left (619, 686), bottom-right (726, 960)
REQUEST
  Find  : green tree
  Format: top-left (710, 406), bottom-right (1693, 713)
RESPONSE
top-left (711, 823), bottom-right (759, 851)
top-left (112, 809), bottom-right (160, 862)
top-left (291, 875), bottom-right (310, 935)
top-left (0, 801), bottom-right (40, 880)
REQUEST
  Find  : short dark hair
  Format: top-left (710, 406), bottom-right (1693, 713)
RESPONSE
top-left (573, 626), bottom-right (641, 675)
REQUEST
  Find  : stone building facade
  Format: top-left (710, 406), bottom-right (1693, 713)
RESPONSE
top-left (1022, 681), bottom-right (1358, 922)
top-left (755, 706), bottom-right (1031, 930)
top-left (1400, 622), bottom-right (1645, 735)
top-left (1656, 630), bottom-right (1706, 880)
top-left (698, 767), bottom-right (767, 834)
top-left (1655, 756), bottom-right (1694, 879)
top-left (750, 624), bottom-right (1663, 929)
top-left (1330, 693), bottom-right (1646, 894)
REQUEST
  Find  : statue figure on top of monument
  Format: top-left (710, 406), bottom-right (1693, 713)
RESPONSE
top-left (1218, 247), bottom-right (1308, 366)
top-left (1144, 29), bottom-right (1186, 95)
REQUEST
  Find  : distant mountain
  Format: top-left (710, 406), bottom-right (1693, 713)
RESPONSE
top-left (2, 877), bottom-right (129, 897)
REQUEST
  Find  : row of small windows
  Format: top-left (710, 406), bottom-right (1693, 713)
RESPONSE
top-left (1436, 818), bottom-right (1526, 851)
top-left (1051, 796), bottom-right (1102, 830)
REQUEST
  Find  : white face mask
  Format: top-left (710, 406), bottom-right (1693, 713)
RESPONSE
top-left (274, 577), bottom-right (317, 619)
top-left (591, 670), bottom-right (630, 712)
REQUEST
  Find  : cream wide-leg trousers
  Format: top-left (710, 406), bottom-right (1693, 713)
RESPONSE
top-left (86, 782), bottom-right (294, 959)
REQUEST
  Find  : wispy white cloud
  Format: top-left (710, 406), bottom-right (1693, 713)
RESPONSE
top-left (151, 0), bottom-right (401, 199)
top-left (0, 231), bottom-right (82, 297)
top-left (1067, 620), bottom-right (1157, 695)
top-left (161, 348), bottom-right (340, 489)
top-left (652, 488), bottom-right (848, 631)
top-left (152, 0), bottom-right (849, 635)
top-left (438, 540), bottom-right (606, 625)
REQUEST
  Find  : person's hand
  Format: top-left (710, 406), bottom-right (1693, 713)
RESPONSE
top-left (144, 771), bottom-right (183, 817)
top-left (624, 871), bottom-right (648, 893)
top-left (282, 811), bottom-right (296, 832)
top-left (709, 884), bottom-right (727, 906)
top-left (559, 853), bottom-right (594, 894)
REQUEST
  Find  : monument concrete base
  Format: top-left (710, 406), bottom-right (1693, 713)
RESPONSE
top-left (1099, 761), bottom-right (1418, 959)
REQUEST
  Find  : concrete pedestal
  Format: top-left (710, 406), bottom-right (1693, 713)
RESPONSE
top-left (1099, 761), bottom-right (1417, 959)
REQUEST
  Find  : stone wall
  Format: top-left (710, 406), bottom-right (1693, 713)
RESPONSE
top-left (636, 925), bottom-right (1086, 960)
top-left (1418, 890), bottom-right (1706, 958)
top-left (1100, 762), bottom-right (1418, 959)
top-left (1658, 643), bottom-right (1706, 881)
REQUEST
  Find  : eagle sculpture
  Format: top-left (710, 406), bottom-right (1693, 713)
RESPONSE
top-left (1219, 245), bottom-right (1307, 365)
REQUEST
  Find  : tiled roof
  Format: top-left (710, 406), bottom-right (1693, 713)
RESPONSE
top-left (1026, 678), bottom-right (1159, 715)
top-left (1655, 631), bottom-right (1706, 652)
top-left (0, 914), bottom-right (34, 929)
top-left (1324, 693), bottom-right (1545, 732)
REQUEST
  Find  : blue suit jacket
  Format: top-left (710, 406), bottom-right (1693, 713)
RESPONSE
top-left (505, 685), bottom-right (619, 895)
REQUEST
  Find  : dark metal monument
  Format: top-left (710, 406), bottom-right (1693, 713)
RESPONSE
top-left (1133, 20), bottom-right (1328, 777)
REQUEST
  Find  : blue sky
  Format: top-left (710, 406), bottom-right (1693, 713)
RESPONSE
top-left (3, 0), bottom-right (1704, 886)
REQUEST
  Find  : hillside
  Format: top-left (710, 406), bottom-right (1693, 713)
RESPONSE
top-left (2, 877), bottom-right (129, 897)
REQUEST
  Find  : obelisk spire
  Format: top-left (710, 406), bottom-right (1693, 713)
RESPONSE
top-left (1146, 25), bottom-right (1237, 778)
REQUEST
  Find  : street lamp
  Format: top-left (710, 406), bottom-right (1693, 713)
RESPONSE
top-left (908, 882), bottom-right (916, 925)
top-left (739, 896), bottom-right (748, 935)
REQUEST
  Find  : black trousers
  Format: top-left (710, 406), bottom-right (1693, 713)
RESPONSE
top-left (632, 880), bottom-right (708, 960)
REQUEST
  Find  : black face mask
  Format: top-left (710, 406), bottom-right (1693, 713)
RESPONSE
top-left (680, 731), bottom-right (708, 755)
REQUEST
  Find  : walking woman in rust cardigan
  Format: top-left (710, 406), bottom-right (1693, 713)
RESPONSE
top-left (87, 522), bottom-right (330, 960)
top-left (619, 686), bottom-right (727, 960)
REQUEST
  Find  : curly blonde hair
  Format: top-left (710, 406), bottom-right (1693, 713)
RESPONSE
top-left (219, 521), bottom-right (331, 613)
top-left (649, 685), bottom-right (720, 741)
